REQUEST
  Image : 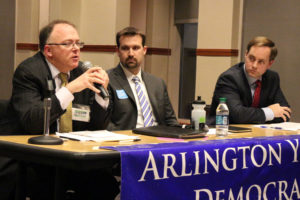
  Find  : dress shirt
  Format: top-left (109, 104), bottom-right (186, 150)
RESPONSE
top-left (120, 64), bottom-right (157, 128)
top-left (47, 60), bottom-right (109, 130)
top-left (243, 65), bottom-right (274, 121)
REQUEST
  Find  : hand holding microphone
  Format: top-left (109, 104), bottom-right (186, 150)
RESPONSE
top-left (81, 61), bottom-right (110, 99)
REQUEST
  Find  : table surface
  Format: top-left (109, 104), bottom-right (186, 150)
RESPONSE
top-left (0, 126), bottom-right (298, 170)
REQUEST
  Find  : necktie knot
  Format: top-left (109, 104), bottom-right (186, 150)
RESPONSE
top-left (59, 73), bottom-right (68, 86)
top-left (256, 80), bottom-right (261, 87)
top-left (132, 76), bottom-right (140, 84)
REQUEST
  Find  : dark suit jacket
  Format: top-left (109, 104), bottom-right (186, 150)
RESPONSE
top-left (107, 64), bottom-right (178, 130)
top-left (208, 62), bottom-right (290, 124)
top-left (11, 51), bottom-right (110, 134)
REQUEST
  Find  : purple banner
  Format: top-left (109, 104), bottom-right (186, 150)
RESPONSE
top-left (104, 135), bottom-right (300, 200)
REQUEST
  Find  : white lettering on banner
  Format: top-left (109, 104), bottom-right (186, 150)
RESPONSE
top-left (138, 151), bottom-right (162, 182)
top-left (180, 152), bottom-right (193, 176)
top-left (163, 154), bottom-right (179, 178)
top-left (237, 146), bottom-right (251, 169)
top-left (222, 147), bottom-right (237, 171)
top-left (290, 178), bottom-right (300, 199)
top-left (194, 179), bottom-right (300, 200)
top-left (285, 139), bottom-right (299, 162)
top-left (262, 182), bottom-right (276, 199)
top-left (246, 184), bottom-right (261, 200)
top-left (194, 151), bottom-right (201, 175)
top-left (251, 145), bottom-right (267, 167)
top-left (139, 142), bottom-right (284, 181)
top-left (278, 180), bottom-right (289, 200)
top-left (268, 143), bottom-right (282, 165)
top-left (204, 149), bottom-right (220, 174)
top-left (215, 190), bottom-right (225, 199)
top-left (228, 188), bottom-right (243, 200)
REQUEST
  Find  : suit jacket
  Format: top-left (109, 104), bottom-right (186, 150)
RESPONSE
top-left (107, 64), bottom-right (178, 130)
top-left (11, 51), bottom-right (110, 134)
top-left (208, 62), bottom-right (290, 124)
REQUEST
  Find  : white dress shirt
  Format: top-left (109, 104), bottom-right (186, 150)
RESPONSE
top-left (243, 64), bottom-right (274, 121)
top-left (120, 64), bottom-right (157, 128)
top-left (46, 60), bottom-right (108, 130)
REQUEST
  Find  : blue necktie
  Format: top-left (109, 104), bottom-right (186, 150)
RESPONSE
top-left (132, 76), bottom-right (154, 127)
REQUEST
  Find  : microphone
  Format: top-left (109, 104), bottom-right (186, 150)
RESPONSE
top-left (28, 97), bottom-right (63, 145)
top-left (43, 98), bottom-right (51, 136)
top-left (82, 61), bottom-right (110, 99)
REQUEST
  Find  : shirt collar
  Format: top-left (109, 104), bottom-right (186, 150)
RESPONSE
top-left (120, 62), bottom-right (142, 82)
top-left (46, 59), bottom-right (70, 79)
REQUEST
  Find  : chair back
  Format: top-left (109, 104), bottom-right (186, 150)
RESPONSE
top-left (0, 99), bottom-right (21, 134)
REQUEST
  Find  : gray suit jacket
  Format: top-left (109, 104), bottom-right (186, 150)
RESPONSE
top-left (107, 64), bottom-right (178, 130)
top-left (208, 62), bottom-right (290, 124)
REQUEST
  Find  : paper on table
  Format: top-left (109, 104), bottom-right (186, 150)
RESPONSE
top-left (253, 122), bottom-right (300, 131)
top-left (56, 130), bottom-right (140, 142)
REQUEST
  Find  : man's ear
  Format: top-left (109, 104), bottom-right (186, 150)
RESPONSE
top-left (43, 45), bottom-right (52, 58)
top-left (143, 46), bottom-right (147, 55)
top-left (116, 47), bottom-right (120, 57)
top-left (268, 60), bottom-right (275, 69)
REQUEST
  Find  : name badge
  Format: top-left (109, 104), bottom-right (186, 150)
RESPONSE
top-left (116, 89), bottom-right (128, 99)
top-left (72, 104), bottom-right (90, 122)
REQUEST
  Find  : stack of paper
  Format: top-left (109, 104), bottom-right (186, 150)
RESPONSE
top-left (56, 130), bottom-right (140, 142)
top-left (253, 122), bottom-right (300, 131)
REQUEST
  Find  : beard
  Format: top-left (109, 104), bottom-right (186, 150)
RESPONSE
top-left (123, 57), bottom-right (139, 69)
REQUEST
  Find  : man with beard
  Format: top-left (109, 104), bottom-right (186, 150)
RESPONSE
top-left (107, 27), bottom-right (178, 130)
top-left (208, 36), bottom-right (291, 124)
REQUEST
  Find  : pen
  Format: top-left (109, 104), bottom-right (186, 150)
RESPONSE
top-left (119, 138), bottom-right (141, 142)
top-left (272, 127), bottom-right (282, 130)
top-left (259, 126), bottom-right (268, 128)
top-left (59, 136), bottom-right (80, 141)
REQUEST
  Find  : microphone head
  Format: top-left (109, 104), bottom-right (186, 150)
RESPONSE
top-left (82, 61), bottom-right (93, 71)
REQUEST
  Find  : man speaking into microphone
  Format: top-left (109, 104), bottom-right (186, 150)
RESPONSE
top-left (10, 20), bottom-right (118, 200)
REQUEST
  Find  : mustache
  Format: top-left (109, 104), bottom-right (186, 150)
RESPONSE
top-left (126, 57), bottom-right (137, 62)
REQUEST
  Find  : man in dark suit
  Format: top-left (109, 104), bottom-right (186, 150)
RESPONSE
top-left (107, 27), bottom-right (178, 130)
top-left (10, 20), bottom-right (118, 200)
top-left (209, 36), bottom-right (291, 124)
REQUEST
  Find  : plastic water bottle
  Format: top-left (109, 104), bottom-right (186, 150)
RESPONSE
top-left (191, 96), bottom-right (206, 131)
top-left (216, 97), bottom-right (229, 136)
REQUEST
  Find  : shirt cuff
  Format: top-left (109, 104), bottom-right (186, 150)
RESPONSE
top-left (95, 94), bottom-right (109, 109)
top-left (55, 87), bottom-right (74, 110)
top-left (262, 107), bottom-right (275, 121)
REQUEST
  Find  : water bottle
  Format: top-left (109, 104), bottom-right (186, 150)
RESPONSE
top-left (191, 96), bottom-right (206, 131)
top-left (216, 97), bottom-right (229, 136)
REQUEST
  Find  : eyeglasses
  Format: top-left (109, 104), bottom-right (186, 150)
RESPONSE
top-left (47, 42), bottom-right (85, 49)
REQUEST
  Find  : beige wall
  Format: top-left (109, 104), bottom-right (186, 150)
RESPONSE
top-left (195, 0), bottom-right (242, 105)
top-left (15, 0), bottom-right (39, 69)
top-left (15, 0), bottom-right (131, 70)
top-left (144, 0), bottom-right (180, 116)
top-left (13, 0), bottom-right (243, 118)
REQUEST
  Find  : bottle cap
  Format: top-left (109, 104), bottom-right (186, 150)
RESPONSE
top-left (219, 97), bottom-right (227, 102)
top-left (193, 96), bottom-right (205, 104)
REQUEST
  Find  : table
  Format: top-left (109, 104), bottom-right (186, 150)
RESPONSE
top-left (0, 126), bottom-right (298, 199)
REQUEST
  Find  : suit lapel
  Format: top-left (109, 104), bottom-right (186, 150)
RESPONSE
top-left (238, 64), bottom-right (253, 106)
top-left (142, 71), bottom-right (160, 120)
top-left (113, 65), bottom-right (136, 103)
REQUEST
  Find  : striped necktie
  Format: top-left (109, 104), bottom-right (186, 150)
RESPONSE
top-left (59, 73), bottom-right (73, 132)
top-left (132, 76), bottom-right (154, 127)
